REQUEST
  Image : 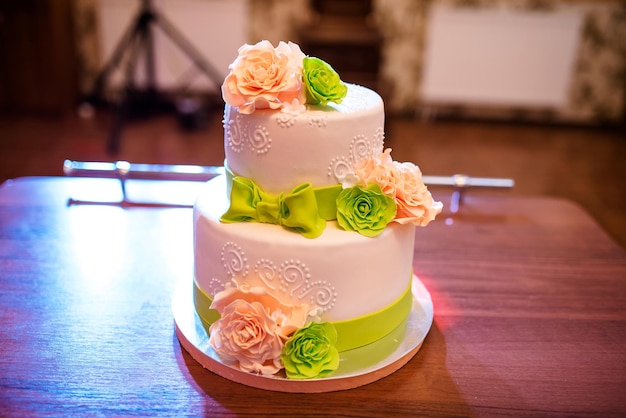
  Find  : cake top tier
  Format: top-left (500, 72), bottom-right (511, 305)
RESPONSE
top-left (223, 83), bottom-right (384, 195)
top-left (220, 41), bottom-right (443, 239)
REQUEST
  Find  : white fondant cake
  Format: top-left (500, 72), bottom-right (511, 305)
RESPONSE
top-left (191, 40), bottom-right (442, 380)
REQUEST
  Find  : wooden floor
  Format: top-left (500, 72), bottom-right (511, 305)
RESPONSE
top-left (1, 108), bottom-right (625, 249)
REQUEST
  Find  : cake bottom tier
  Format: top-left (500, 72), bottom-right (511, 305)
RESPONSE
top-left (193, 176), bottom-right (417, 350)
top-left (173, 275), bottom-right (434, 392)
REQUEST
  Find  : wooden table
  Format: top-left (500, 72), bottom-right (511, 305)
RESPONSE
top-left (1, 176), bottom-right (625, 417)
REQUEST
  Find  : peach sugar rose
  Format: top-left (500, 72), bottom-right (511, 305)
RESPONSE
top-left (208, 285), bottom-right (310, 375)
top-left (222, 40), bottom-right (306, 114)
top-left (353, 148), bottom-right (443, 226)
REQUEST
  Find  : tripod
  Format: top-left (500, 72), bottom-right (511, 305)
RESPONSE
top-left (89, 0), bottom-right (224, 154)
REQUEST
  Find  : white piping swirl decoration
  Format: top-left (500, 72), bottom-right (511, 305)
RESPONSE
top-left (225, 112), bottom-right (272, 155)
top-left (249, 125), bottom-right (271, 155)
top-left (350, 134), bottom-right (370, 164)
top-left (225, 118), bottom-right (245, 153)
top-left (221, 242), bottom-right (249, 278)
top-left (326, 126), bottom-right (385, 183)
top-left (206, 278), bottom-right (225, 297)
top-left (327, 156), bottom-right (352, 180)
top-left (279, 260), bottom-right (309, 296)
top-left (219, 243), bottom-right (337, 313)
top-left (299, 281), bottom-right (336, 310)
top-left (255, 258), bottom-right (278, 291)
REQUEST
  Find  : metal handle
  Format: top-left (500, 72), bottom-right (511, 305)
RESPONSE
top-left (422, 174), bottom-right (515, 213)
top-left (63, 161), bottom-right (514, 211)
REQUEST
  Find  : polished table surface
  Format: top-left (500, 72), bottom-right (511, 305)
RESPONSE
top-left (1, 176), bottom-right (625, 417)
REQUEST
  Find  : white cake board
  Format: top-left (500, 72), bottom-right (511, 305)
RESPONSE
top-left (173, 275), bottom-right (434, 393)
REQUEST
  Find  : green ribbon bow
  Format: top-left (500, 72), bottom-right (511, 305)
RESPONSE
top-left (221, 176), bottom-right (326, 238)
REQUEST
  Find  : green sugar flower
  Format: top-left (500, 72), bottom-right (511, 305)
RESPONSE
top-left (336, 183), bottom-right (397, 237)
top-left (303, 57), bottom-right (348, 106)
top-left (281, 322), bottom-right (340, 379)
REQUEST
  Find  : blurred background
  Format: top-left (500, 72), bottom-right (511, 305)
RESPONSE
top-left (0, 0), bottom-right (625, 246)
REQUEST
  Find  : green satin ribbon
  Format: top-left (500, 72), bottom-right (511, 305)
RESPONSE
top-left (332, 280), bottom-right (412, 352)
top-left (193, 282), bottom-right (220, 327)
top-left (221, 175), bottom-right (342, 239)
top-left (193, 277), bottom-right (413, 353)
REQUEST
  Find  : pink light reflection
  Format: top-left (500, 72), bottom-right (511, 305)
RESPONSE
top-left (417, 273), bottom-right (460, 330)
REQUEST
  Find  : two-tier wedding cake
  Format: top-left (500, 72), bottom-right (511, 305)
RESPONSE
top-left (176, 40), bottom-right (442, 390)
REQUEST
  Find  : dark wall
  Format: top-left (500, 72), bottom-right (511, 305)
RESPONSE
top-left (0, 0), bottom-right (79, 113)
